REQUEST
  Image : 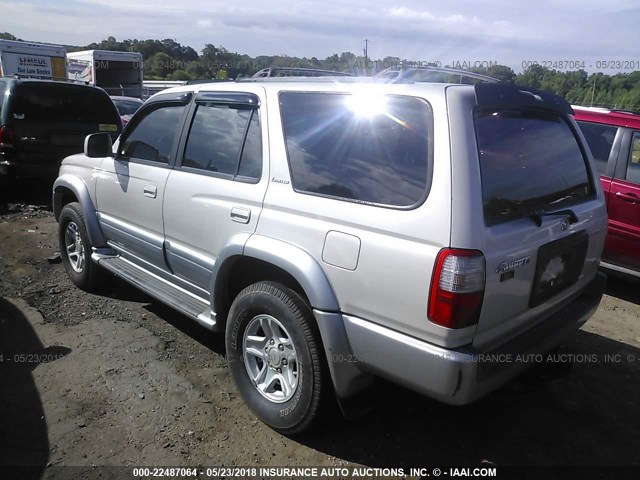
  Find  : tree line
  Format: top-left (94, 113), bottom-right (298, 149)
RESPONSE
top-left (2, 32), bottom-right (639, 110)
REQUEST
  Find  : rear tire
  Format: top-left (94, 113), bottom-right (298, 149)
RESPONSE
top-left (58, 202), bottom-right (103, 291)
top-left (225, 281), bottom-right (327, 434)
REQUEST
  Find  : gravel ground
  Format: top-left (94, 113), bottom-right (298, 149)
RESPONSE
top-left (0, 181), bottom-right (639, 480)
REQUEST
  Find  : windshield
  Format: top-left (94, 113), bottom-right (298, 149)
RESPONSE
top-left (112, 98), bottom-right (143, 116)
top-left (475, 109), bottom-right (593, 226)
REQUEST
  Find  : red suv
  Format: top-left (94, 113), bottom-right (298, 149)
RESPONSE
top-left (574, 106), bottom-right (640, 277)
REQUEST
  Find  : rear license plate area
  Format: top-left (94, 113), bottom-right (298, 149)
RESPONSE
top-left (530, 231), bottom-right (589, 307)
top-left (51, 133), bottom-right (86, 146)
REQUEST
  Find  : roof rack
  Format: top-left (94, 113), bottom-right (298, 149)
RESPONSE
top-left (251, 67), bottom-right (355, 78)
top-left (375, 66), bottom-right (500, 84)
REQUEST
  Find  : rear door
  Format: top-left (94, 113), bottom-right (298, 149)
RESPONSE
top-left (162, 89), bottom-right (268, 294)
top-left (448, 85), bottom-right (608, 350)
top-left (605, 130), bottom-right (640, 270)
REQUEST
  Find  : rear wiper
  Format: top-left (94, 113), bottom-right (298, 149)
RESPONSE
top-left (529, 209), bottom-right (579, 227)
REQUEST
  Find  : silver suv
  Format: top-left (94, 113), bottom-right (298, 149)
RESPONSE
top-left (53, 78), bottom-right (608, 433)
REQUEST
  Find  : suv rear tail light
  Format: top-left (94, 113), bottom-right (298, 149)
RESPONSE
top-left (428, 249), bottom-right (486, 329)
top-left (0, 125), bottom-right (15, 147)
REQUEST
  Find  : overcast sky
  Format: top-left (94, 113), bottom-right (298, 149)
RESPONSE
top-left (4, 0), bottom-right (639, 72)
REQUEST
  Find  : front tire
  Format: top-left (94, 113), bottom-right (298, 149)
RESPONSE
top-left (58, 202), bottom-right (103, 291)
top-left (225, 281), bottom-right (327, 434)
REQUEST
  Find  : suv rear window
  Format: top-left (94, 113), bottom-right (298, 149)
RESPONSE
top-left (10, 83), bottom-right (118, 124)
top-left (280, 92), bottom-right (432, 207)
top-left (475, 109), bottom-right (593, 226)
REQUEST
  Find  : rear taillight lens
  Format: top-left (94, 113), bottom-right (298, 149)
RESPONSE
top-left (0, 125), bottom-right (15, 147)
top-left (428, 249), bottom-right (486, 329)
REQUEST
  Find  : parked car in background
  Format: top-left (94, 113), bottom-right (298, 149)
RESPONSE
top-left (110, 96), bottom-right (143, 128)
top-left (0, 77), bottom-right (121, 192)
top-left (573, 106), bottom-right (640, 278)
top-left (53, 79), bottom-right (607, 433)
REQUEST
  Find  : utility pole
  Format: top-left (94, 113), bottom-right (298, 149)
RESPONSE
top-left (363, 39), bottom-right (369, 75)
top-left (591, 76), bottom-right (596, 107)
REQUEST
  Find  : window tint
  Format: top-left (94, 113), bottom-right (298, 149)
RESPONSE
top-left (576, 121), bottom-right (617, 174)
top-left (182, 104), bottom-right (262, 180)
top-left (120, 104), bottom-right (185, 163)
top-left (280, 92), bottom-right (431, 207)
top-left (11, 83), bottom-right (119, 124)
top-left (475, 110), bottom-right (593, 226)
top-left (626, 132), bottom-right (640, 184)
top-left (183, 104), bottom-right (254, 176)
top-left (237, 111), bottom-right (262, 179)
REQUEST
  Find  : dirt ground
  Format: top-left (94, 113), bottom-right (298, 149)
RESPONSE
top-left (0, 180), bottom-right (639, 479)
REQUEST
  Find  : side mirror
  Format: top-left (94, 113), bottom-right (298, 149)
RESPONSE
top-left (84, 133), bottom-right (113, 158)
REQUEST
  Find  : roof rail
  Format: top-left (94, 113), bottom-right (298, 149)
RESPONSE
top-left (375, 66), bottom-right (501, 84)
top-left (251, 67), bottom-right (355, 78)
top-left (610, 108), bottom-right (640, 116)
top-left (236, 76), bottom-right (377, 84)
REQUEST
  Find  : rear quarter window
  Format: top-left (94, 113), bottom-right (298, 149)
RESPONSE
top-left (280, 92), bottom-right (432, 208)
top-left (475, 109), bottom-right (594, 226)
top-left (575, 120), bottom-right (618, 174)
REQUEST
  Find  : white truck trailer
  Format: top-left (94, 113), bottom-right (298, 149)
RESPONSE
top-left (67, 50), bottom-right (143, 98)
top-left (0, 39), bottom-right (67, 80)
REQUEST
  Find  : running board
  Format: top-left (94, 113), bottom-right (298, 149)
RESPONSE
top-left (600, 261), bottom-right (640, 279)
top-left (93, 254), bottom-right (219, 331)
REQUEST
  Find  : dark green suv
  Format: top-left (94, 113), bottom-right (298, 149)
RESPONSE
top-left (0, 77), bottom-right (121, 190)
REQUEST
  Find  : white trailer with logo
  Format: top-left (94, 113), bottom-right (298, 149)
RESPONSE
top-left (67, 50), bottom-right (143, 98)
top-left (0, 39), bottom-right (67, 80)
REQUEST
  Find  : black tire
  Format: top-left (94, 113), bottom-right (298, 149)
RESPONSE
top-left (225, 281), bottom-right (327, 434)
top-left (58, 202), bottom-right (103, 291)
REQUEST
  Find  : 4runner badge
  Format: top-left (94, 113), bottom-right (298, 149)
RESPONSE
top-left (271, 177), bottom-right (290, 184)
top-left (496, 256), bottom-right (531, 273)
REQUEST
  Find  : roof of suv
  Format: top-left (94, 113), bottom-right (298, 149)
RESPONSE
top-left (573, 105), bottom-right (640, 129)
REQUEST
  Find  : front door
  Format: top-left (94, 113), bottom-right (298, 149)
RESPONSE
top-left (96, 99), bottom-right (188, 272)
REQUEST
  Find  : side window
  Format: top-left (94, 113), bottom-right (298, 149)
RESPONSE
top-left (237, 111), bottom-right (262, 179)
top-left (576, 121), bottom-right (618, 175)
top-left (626, 132), bottom-right (640, 184)
top-left (120, 104), bottom-right (186, 163)
top-left (280, 92), bottom-right (432, 207)
top-left (0, 81), bottom-right (6, 116)
top-left (182, 103), bottom-right (262, 180)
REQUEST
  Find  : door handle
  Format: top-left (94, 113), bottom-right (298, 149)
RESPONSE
top-left (615, 191), bottom-right (640, 204)
top-left (230, 207), bottom-right (251, 224)
top-left (143, 185), bottom-right (157, 198)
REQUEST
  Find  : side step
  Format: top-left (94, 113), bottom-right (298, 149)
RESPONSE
top-left (600, 261), bottom-right (640, 279)
top-left (94, 254), bottom-right (218, 331)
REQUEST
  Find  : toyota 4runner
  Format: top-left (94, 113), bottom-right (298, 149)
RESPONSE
top-left (53, 79), bottom-right (608, 433)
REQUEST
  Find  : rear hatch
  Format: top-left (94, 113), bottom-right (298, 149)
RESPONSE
top-left (447, 84), bottom-right (607, 351)
top-left (7, 82), bottom-right (121, 163)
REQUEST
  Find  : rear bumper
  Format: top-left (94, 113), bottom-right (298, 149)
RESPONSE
top-left (339, 272), bottom-right (606, 405)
